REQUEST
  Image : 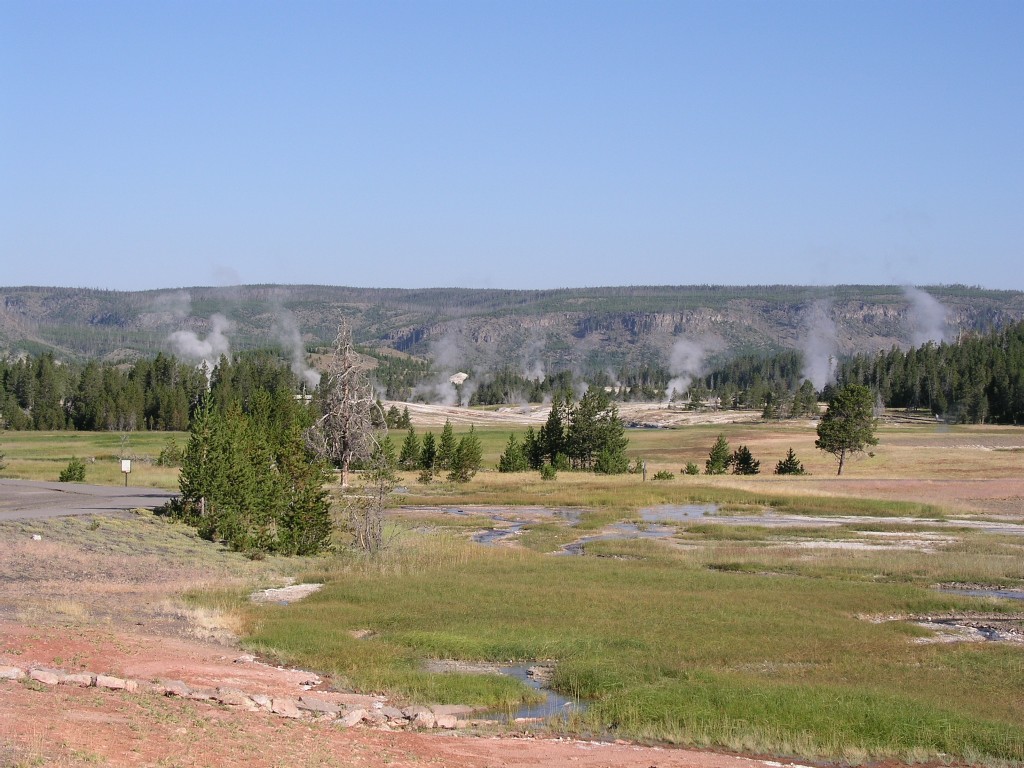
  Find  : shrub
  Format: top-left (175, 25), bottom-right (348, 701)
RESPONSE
top-left (652, 470), bottom-right (675, 480)
top-left (540, 464), bottom-right (557, 480)
top-left (156, 437), bottom-right (184, 467)
top-left (683, 462), bottom-right (700, 475)
top-left (59, 457), bottom-right (86, 483)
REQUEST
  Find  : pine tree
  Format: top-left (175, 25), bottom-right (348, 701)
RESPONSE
top-left (705, 434), bottom-right (732, 474)
top-left (448, 426), bottom-right (482, 483)
top-left (419, 431), bottom-right (437, 471)
top-left (437, 419), bottom-right (457, 470)
top-left (497, 433), bottom-right (528, 472)
top-left (775, 447), bottom-right (806, 475)
top-left (731, 445), bottom-right (760, 475)
top-left (522, 426), bottom-right (545, 470)
top-left (815, 383), bottom-right (878, 475)
top-left (398, 427), bottom-right (421, 470)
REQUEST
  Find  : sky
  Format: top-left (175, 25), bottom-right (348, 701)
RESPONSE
top-left (2, 0), bottom-right (1022, 292)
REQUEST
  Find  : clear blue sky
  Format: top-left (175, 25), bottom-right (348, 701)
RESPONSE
top-left (2, 1), bottom-right (1022, 291)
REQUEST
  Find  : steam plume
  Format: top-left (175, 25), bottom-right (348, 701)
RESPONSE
top-left (666, 338), bottom-right (709, 401)
top-left (272, 307), bottom-right (321, 390)
top-left (168, 314), bottom-right (233, 370)
top-left (801, 301), bottom-right (838, 390)
top-left (903, 286), bottom-right (950, 346)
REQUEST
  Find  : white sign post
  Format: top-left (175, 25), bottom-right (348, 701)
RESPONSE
top-left (121, 459), bottom-right (131, 487)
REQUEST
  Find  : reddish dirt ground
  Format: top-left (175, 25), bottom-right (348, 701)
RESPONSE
top-left (0, 622), bottom-right (805, 768)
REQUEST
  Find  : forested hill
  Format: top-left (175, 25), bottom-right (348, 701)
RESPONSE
top-left (2, 284), bottom-right (1023, 373)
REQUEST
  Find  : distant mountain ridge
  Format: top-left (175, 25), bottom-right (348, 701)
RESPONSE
top-left (2, 284), bottom-right (1023, 375)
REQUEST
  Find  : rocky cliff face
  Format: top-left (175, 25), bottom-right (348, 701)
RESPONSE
top-left (1, 284), bottom-right (1021, 373)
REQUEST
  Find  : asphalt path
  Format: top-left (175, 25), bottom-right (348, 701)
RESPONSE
top-left (0, 479), bottom-right (177, 521)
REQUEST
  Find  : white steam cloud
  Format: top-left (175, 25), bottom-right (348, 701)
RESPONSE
top-left (412, 329), bottom-right (472, 406)
top-left (272, 308), bottom-right (321, 390)
top-left (903, 286), bottom-right (950, 347)
top-left (168, 314), bottom-right (233, 371)
top-left (666, 338), bottom-right (712, 401)
top-left (801, 301), bottom-right (838, 391)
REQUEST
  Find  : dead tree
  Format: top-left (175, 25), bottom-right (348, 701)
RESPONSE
top-left (305, 320), bottom-right (381, 489)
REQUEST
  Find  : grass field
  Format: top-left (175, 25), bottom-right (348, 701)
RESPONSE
top-left (3, 419), bottom-right (1024, 762)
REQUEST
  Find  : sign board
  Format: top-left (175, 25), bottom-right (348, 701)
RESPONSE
top-left (121, 459), bottom-right (131, 474)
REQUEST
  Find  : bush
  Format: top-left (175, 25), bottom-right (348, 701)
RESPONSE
top-left (540, 464), bottom-right (557, 481)
top-left (156, 437), bottom-right (184, 467)
top-left (59, 457), bottom-right (86, 483)
top-left (652, 470), bottom-right (675, 480)
top-left (683, 462), bottom-right (700, 475)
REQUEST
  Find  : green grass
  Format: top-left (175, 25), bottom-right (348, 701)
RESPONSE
top-left (238, 531), bottom-right (1024, 762)
top-left (0, 430), bottom-right (185, 488)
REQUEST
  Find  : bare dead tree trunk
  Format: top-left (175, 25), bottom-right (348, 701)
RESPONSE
top-left (305, 320), bottom-right (381, 489)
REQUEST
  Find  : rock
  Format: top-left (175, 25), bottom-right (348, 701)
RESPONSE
top-left (271, 698), bottom-right (302, 719)
top-left (95, 674), bottom-right (136, 692)
top-left (435, 713), bottom-right (458, 729)
top-left (431, 704), bottom-right (476, 717)
top-left (28, 668), bottom-right (61, 686)
top-left (58, 672), bottom-right (95, 687)
top-left (412, 710), bottom-right (436, 729)
top-left (31, 534), bottom-right (42, 541)
top-left (338, 708), bottom-right (368, 728)
top-left (216, 688), bottom-right (256, 709)
top-left (158, 679), bottom-right (190, 697)
top-left (363, 711), bottom-right (389, 727)
top-left (297, 695), bottom-right (341, 715)
top-left (250, 694), bottom-right (273, 710)
top-left (0, 666), bottom-right (25, 681)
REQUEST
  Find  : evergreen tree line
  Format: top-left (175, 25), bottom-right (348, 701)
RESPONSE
top-left (0, 350), bottom-right (325, 432)
top-left (464, 353), bottom-right (818, 419)
top-left (836, 320), bottom-right (1024, 424)
top-left (392, 419), bottom-right (483, 483)
top-left (498, 389), bottom-right (630, 474)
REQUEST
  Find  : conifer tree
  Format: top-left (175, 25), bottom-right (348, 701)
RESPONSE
top-left (731, 445), bottom-right (760, 475)
top-left (705, 434), bottom-right (732, 474)
top-left (419, 431), bottom-right (437, 471)
top-left (437, 419), bottom-right (457, 470)
top-left (398, 427), bottom-right (420, 470)
top-left (774, 447), bottom-right (806, 475)
top-left (497, 433), bottom-right (528, 472)
top-left (448, 426), bottom-right (483, 483)
top-left (816, 383), bottom-right (878, 475)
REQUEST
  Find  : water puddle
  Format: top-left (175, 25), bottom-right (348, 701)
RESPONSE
top-left (558, 523), bottom-right (675, 556)
top-left (494, 664), bottom-right (581, 721)
top-left (914, 618), bottom-right (1023, 644)
top-left (639, 503), bottom-right (718, 523)
top-left (472, 522), bottom-right (528, 545)
top-left (424, 660), bottom-right (582, 721)
top-left (938, 586), bottom-right (1024, 601)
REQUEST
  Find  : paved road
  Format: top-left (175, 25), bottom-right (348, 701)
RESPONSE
top-left (0, 479), bottom-right (177, 521)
